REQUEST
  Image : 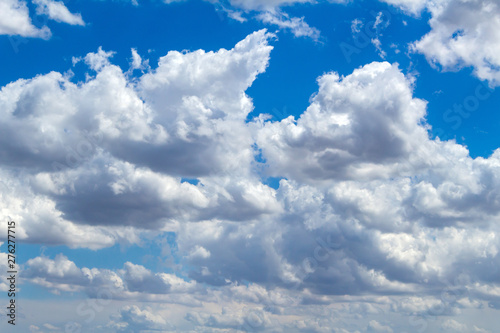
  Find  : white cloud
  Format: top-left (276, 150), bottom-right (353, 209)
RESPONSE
top-left (194, 308), bottom-right (276, 331)
top-left (473, 326), bottom-right (492, 333)
top-left (367, 320), bottom-right (393, 332)
top-left (0, 0), bottom-right (85, 39)
top-left (129, 48), bottom-right (144, 71)
top-left (111, 305), bottom-right (175, 332)
top-left (0, 30), bottom-right (279, 248)
top-left (22, 255), bottom-right (198, 298)
top-left (372, 37), bottom-right (387, 58)
top-left (380, 0), bottom-right (428, 14)
top-left (3, 27), bottom-right (500, 332)
top-left (165, 55), bottom-right (500, 318)
top-left (0, 167), bottom-right (131, 249)
top-left (0, 0), bottom-right (50, 37)
top-left (33, 0), bottom-right (85, 26)
top-left (188, 245), bottom-right (211, 259)
top-left (441, 319), bottom-right (468, 332)
top-left (84, 47), bottom-right (115, 71)
top-left (412, 0), bottom-right (500, 85)
top-left (257, 11), bottom-right (320, 40)
top-left (253, 61), bottom-right (430, 182)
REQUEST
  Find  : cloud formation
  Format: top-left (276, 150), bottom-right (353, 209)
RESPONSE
top-left (0, 0), bottom-right (84, 39)
top-left (22, 255), bottom-right (198, 297)
top-left (33, 0), bottom-right (85, 26)
top-left (0, 0), bottom-right (50, 38)
top-left (0, 30), bottom-right (278, 248)
top-left (1, 26), bottom-right (500, 332)
top-left (413, 0), bottom-right (500, 85)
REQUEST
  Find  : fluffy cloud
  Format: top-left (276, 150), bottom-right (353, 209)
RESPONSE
top-left (136, 29), bottom-right (273, 176)
top-left (168, 48), bottom-right (500, 316)
top-left (0, 30), bottom-right (279, 248)
top-left (0, 0), bottom-right (50, 37)
top-left (412, 0), bottom-right (500, 85)
top-left (3, 27), bottom-right (500, 332)
top-left (17, 251), bottom-right (498, 332)
top-left (254, 61), bottom-right (431, 182)
top-left (0, 0), bottom-right (84, 39)
top-left (22, 254), bottom-right (199, 298)
top-left (0, 167), bottom-right (131, 249)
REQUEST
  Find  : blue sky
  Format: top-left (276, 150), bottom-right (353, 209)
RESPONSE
top-left (1, 0), bottom-right (500, 332)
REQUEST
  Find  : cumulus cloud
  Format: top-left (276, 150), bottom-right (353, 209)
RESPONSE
top-left (0, 167), bottom-right (133, 249)
top-left (3, 27), bottom-right (500, 332)
top-left (164, 47), bottom-right (500, 319)
top-left (253, 61), bottom-right (431, 182)
top-left (136, 29), bottom-right (274, 176)
top-left (22, 254), bottom-right (198, 298)
top-left (0, 30), bottom-right (279, 248)
top-left (412, 0), bottom-right (500, 85)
